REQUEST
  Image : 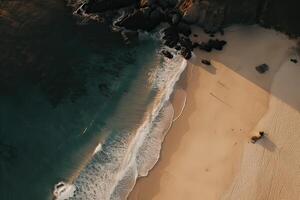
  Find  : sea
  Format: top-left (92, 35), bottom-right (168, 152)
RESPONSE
top-left (0, 1), bottom-right (186, 199)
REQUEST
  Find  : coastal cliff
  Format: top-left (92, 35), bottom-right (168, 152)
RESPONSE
top-left (80, 0), bottom-right (300, 37)
top-left (180, 0), bottom-right (300, 36)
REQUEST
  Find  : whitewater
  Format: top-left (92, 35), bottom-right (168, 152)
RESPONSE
top-left (54, 48), bottom-right (187, 199)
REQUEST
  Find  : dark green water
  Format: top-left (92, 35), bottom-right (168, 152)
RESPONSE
top-left (0, 1), bottom-right (158, 199)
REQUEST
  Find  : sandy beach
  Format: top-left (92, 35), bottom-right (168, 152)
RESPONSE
top-left (129, 25), bottom-right (300, 200)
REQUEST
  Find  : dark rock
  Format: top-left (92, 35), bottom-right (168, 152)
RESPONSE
top-left (115, 8), bottom-right (163, 31)
top-left (171, 13), bottom-right (182, 25)
top-left (201, 59), bottom-right (211, 65)
top-left (199, 42), bottom-right (212, 52)
top-left (255, 64), bottom-right (269, 74)
top-left (210, 34), bottom-right (215, 37)
top-left (198, 39), bottom-right (227, 52)
top-left (83, 0), bottom-right (137, 13)
top-left (140, 0), bottom-right (157, 8)
top-left (219, 28), bottom-right (224, 35)
top-left (193, 34), bottom-right (198, 37)
top-left (162, 26), bottom-right (179, 48)
top-left (181, 47), bottom-right (192, 59)
top-left (177, 22), bottom-right (192, 36)
top-left (251, 131), bottom-right (265, 143)
top-left (208, 39), bottom-right (227, 50)
top-left (142, 6), bottom-right (152, 16)
top-left (158, 0), bottom-right (177, 9)
top-left (192, 42), bottom-right (199, 49)
top-left (161, 50), bottom-right (173, 59)
top-left (179, 37), bottom-right (193, 50)
top-left (164, 40), bottom-right (177, 48)
top-left (290, 58), bottom-right (298, 63)
top-left (175, 45), bottom-right (181, 50)
top-left (149, 8), bottom-right (164, 22)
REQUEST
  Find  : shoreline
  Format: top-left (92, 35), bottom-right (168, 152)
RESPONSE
top-left (129, 25), bottom-right (299, 200)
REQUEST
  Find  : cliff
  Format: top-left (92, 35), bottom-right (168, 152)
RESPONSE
top-left (180, 0), bottom-right (300, 36)
top-left (80, 0), bottom-right (300, 37)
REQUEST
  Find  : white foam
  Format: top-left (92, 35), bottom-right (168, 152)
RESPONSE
top-left (53, 182), bottom-right (76, 200)
top-left (53, 52), bottom-right (187, 200)
top-left (93, 143), bottom-right (102, 155)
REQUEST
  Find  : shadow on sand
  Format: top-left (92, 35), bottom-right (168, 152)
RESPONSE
top-left (257, 136), bottom-right (277, 152)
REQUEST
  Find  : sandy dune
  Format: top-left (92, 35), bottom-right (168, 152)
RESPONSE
top-left (129, 25), bottom-right (300, 200)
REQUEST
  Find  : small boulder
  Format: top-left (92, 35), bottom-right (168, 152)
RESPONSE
top-left (175, 45), bottom-right (181, 50)
top-left (162, 26), bottom-right (179, 48)
top-left (208, 39), bottom-right (227, 51)
top-left (181, 47), bottom-right (192, 60)
top-left (179, 37), bottom-right (193, 50)
top-left (251, 131), bottom-right (265, 144)
top-left (171, 13), bottom-right (181, 25)
top-left (290, 58), bottom-right (298, 63)
top-left (198, 39), bottom-right (227, 52)
top-left (161, 50), bottom-right (173, 59)
top-left (177, 22), bottom-right (192, 36)
top-left (201, 59), bottom-right (211, 65)
top-left (255, 64), bottom-right (269, 74)
top-left (199, 42), bottom-right (212, 52)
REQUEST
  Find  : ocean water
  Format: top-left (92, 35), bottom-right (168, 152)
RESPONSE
top-left (0, 1), bottom-right (186, 200)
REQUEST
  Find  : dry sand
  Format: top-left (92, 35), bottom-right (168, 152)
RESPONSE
top-left (129, 25), bottom-right (300, 200)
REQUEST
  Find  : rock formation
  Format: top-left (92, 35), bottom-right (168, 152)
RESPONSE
top-left (179, 0), bottom-right (300, 36)
top-left (75, 0), bottom-right (300, 60)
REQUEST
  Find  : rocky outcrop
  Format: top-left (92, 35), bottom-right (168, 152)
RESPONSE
top-left (80, 0), bottom-right (300, 36)
top-left (83, 0), bottom-right (138, 13)
top-left (179, 0), bottom-right (300, 36)
top-left (75, 0), bottom-right (300, 61)
top-left (115, 7), bottom-right (164, 30)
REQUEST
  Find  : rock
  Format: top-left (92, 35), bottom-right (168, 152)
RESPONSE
top-left (192, 42), bottom-right (199, 49)
top-left (115, 8), bottom-right (163, 31)
top-left (198, 39), bottom-right (227, 52)
top-left (158, 0), bottom-right (178, 9)
top-left (162, 26), bottom-right (179, 48)
top-left (208, 39), bottom-right (227, 50)
top-left (83, 0), bottom-right (137, 13)
top-left (180, 47), bottom-right (192, 59)
top-left (201, 59), bottom-right (211, 65)
top-left (255, 64), bottom-right (269, 74)
top-left (193, 34), bottom-right (198, 37)
top-left (219, 28), bottom-right (224, 35)
top-left (179, 37), bottom-right (193, 50)
top-left (199, 42), bottom-right (212, 52)
top-left (210, 34), bottom-right (215, 37)
top-left (175, 45), bottom-right (181, 50)
top-left (181, 0), bottom-right (207, 24)
top-left (161, 50), bottom-right (173, 59)
top-left (177, 22), bottom-right (191, 36)
top-left (142, 6), bottom-right (152, 16)
top-left (140, 0), bottom-right (157, 8)
top-left (290, 58), bottom-right (298, 63)
top-left (149, 8), bottom-right (164, 22)
top-left (171, 13), bottom-right (182, 25)
top-left (251, 131), bottom-right (265, 143)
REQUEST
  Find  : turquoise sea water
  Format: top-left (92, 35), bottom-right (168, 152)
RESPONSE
top-left (0, 1), bottom-right (186, 199)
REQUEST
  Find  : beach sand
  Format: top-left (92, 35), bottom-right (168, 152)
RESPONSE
top-left (129, 25), bottom-right (300, 200)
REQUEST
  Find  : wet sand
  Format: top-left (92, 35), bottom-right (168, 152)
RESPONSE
top-left (129, 25), bottom-right (300, 200)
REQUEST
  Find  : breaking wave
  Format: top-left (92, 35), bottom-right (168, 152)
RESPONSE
top-left (54, 52), bottom-right (187, 200)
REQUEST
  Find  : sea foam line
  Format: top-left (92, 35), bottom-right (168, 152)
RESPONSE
top-left (109, 56), bottom-right (187, 199)
top-left (53, 54), bottom-right (187, 200)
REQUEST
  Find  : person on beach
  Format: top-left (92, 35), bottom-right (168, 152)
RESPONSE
top-left (251, 131), bottom-right (265, 143)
